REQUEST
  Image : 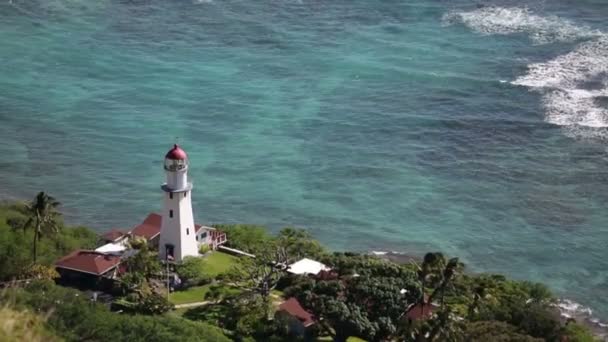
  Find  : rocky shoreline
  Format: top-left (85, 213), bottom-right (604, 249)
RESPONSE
top-left (371, 250), bottom-right (608, 341)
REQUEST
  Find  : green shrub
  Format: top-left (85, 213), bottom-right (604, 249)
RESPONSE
top-left (212, 224), bottom-right (273, 254)
top-left (176, 256), bottom-right (211, 287)
top-left (4, 283), bottom-right (230, 342)
top-left (0, 202), bottom-right (98, 281)
top-left (561, 321), bottom-right (596, 342)
top-left (0, 306), bottom-right (60, 342)
top-left (135, 293), bottom-right (174, 315)
top-left (199, 244), bottom-right (211, 255)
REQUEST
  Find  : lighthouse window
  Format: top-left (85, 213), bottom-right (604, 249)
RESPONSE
top-left (169, 210), bottom-right (173, 218)
top-left (186, 228), bottom-right (190, 235)
top-left (184, 191), bottom-right (188, 198)
top-left (169, 193), bottom-right (173, 199)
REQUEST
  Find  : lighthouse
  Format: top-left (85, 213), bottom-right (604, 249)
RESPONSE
top-left (158, 144), bottom-right (199, 262)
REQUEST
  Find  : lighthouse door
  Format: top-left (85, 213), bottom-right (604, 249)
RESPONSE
top-left (165, 244), bottom-right (175, 261)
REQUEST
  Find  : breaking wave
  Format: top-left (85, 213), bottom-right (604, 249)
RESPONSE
top-left (513, 38), bottom-right (608, 131)
top-left (442, 6), bottom-right (602, 44)
top-left (444, 6), bottom-right (608, 139)
top-left (556, 299), bottom-right (608, 338)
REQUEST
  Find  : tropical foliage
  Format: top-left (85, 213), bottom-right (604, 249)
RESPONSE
top-left (0, 305), bottom-right (61, 342)
top-left (1, 281), bottom-right (229, 342)
top-left (0, 200), bottom-right (97, 281)
top-left (0, 199), bottom-right (599, 342)
top-left (21, 192), bottom-right (62, 263)
top-left (176, 256), bottom-right (212, 287)
top-left (285, 254), bottom-right (420, 342)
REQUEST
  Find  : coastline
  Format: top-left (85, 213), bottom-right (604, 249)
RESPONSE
top-left (3, 194), bottom-right (606, 339)
top-left (372, 250), bottom-right (608, 340)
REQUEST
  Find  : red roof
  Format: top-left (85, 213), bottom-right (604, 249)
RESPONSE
top-left (55, 250), bottom-right (121, 276)
top-left (131, 213), bottom-right (162, 240)
top-left (165, 144), bottom-right (187, 160)
top-left (279, 298), bottom-right (315, 327)
top-left (101, 229), bottom-right (125, 242)
top-left (405, 302), bottom-right (437, 321)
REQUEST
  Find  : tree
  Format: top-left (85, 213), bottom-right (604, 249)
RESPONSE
top-left (428, 257), bottom-right (460, 309)
top-left (175, 256), bottom-right (211, 287)
top-left (134, 293), bottom-right (174, 315)
top-left (212, 224), bottom-right (273, 254)
top-left (22, 192), bottom-right (61, 263)
top-left (464, 321), bottom-right (543, 341)
top-left (120, 238), bottom-right (162, 295)
top-left (277, 227), bottom-right (326, 260)
top-left (5, 281), bottom-right (231, 342)
top-left (222, 244), bottom-right (288, 302)
top-left (22, 264), bottom-right (60, 281)
top-left (411, 252), bottom-right (444, 320)
top-left (560, 321), bottom-right (596, 342)
top-left (285, 253), bottom-right (420, 342)
top-left (125, 238), bottom-right (161, 281)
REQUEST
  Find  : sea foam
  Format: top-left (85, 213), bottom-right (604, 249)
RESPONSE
top-left (445, 6), bottom-right (608, 139)
top-left (513, 38), bottom-right (608, 130)
top-left (442, 6), bottom-right (602, 44)
top-left (556, 299), bottom-right (608, 338)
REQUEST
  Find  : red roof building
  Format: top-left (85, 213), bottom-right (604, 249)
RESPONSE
top-left (130, 213), bottom-right (162, 241)
top-left (405, 302), bottom-right (438, 321)
top-left (100, 229), bottom-right (126, 243)
top-left (55, 250), bottom-right (121, 276)
top-left (279, 297), bottom-right (316, 328)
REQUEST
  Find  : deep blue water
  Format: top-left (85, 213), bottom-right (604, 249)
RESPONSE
top-left (1, 0), bottom-right (608, 320)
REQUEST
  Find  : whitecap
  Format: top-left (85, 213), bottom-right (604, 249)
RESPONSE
top-left (513, 37), bottom-right (608, 136)
top-left (442, 6), bottom-right (602, 44)
top-left (445, 6), bottom-right (608, 140)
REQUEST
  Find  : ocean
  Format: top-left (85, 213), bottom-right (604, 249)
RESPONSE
top-left (0, 0), bottom-right (607, 326)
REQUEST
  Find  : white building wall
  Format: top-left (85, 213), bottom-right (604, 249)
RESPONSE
top-left (196, 228), bottom-right (213, 246)
top-left (159, 189), bottom-right (199, 262)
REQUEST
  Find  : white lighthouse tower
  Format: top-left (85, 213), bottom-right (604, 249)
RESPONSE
top-left (158, 144), bottom-right (199, 262)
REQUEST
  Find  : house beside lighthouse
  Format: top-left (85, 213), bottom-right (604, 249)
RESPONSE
top-left (55, 144), bottom-right (226, 282)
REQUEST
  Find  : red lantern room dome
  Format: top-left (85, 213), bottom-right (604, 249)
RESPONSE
top-left (165, 144), bottom-right (188, 160)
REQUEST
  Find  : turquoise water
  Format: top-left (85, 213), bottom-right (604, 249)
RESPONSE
top-left (1, 0), bottom-right (608, 319)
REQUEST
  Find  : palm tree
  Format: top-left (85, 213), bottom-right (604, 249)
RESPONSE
top-left (415, 253), bottom-right (444, 315)
top-left (429, 257), bottom-right (460, 309)
top-left (427, 308), bottom-right (463, 341)
top-left (23, 192), bottom-right (61, 263)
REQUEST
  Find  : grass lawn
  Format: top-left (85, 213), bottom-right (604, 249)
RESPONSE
top-left (169, 252), bottom-right (241, 305)
top-left (169, 285), bottom-right (211, 305)
top-left (170, 284), bottom-right (242, 305)
top-left (202, 251), bottom-right (240, 276)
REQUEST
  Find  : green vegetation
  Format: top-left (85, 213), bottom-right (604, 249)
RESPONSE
top-left (170, 285), bottom-right (211, 304)
top-left (216, 224), bottom-right (327, 261)
top-left (204, 251), bottom-right (240, 276)
top-left (22, 192), bottom-right (62, 263)
top-left (212, 224), bottom-right (273, 254)
top-left (0, 305), bottom-right (61, 342)
top-left (171, 252), bottom-right (241, 304)
top-left (0, 200), bottom-right (97, 281)
top-left (0, 196), bottom-right (601, 342)
top-left (175, 252), bottom-right (239, 287)
top-left (2, 281), bottom-right (230, 342)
